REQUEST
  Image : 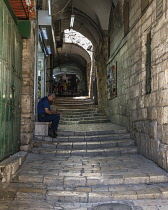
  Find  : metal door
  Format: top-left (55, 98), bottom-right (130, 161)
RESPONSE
top-left (0, 0), bottom-right (22, 161)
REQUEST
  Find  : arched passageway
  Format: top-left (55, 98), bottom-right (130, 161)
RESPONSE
top-left (0, 2), bottom-right (168, 209)
top-left (49, 0), bottom-right (168, 173)
top-left (53, 29), bottom-right (93, 97)
top-left (50, 0), bottom-right (114, 99)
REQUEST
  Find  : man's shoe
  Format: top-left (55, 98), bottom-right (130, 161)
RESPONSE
top-left (48, 132), bottom-right (56, 138)
top-left (48, 129), bottom-right (56, 138)
top-left (54, 131), bottom-right (58, 137)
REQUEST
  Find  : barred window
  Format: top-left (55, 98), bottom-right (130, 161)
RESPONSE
top-left (146, 32), bottom-right (152, 94)
top-left (124, 1), bottom-right (129, 35)
top-left (108, 36), bottom-right (111, 58)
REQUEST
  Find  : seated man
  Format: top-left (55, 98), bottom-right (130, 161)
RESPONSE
top-left (37, 93), bottom-right (60, 138)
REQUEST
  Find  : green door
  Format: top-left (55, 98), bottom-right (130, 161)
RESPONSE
top-left (0, 0), bottom-right (22, 161)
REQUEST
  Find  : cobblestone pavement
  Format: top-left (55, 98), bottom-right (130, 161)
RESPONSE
top-left (1, 121), bottom-right (168, 209)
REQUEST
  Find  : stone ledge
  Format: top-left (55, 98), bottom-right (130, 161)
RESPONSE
top-left (0, 151), bottom-right (28, 183)
top-left (34, 121), bottom-right (51, 136)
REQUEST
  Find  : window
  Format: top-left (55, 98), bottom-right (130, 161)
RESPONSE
top-left (108, 36), bottom-right (111, 58)
top-left (124, 1), bottom-right (129, 35)
top-left (141, 0), bottom-right (149, 13)
top-left (146, 32), bottom-right (152, 94)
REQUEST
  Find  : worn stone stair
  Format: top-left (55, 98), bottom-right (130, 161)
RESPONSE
top-left (31, 133), bottom-right (137, 156)
top-left (1, 97), bottom-right (168, 209)
top-left (54, 97), bottom-right (110, 124)
top-left (2, 154), bottom-right (168, 205)
top-left (55, 97), bottom-right (95, 108)
top-left (59, 108), bottom-right (110, 124)
top-left (32, 125), bottom-right (137, 156)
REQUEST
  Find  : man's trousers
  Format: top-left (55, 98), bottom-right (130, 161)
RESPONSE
top-left (38, 113), bottom-right (60, 132)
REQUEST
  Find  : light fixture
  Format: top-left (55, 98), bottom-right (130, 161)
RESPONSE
top-left (87, 45), bottom-right (92, 51)
top-left (48, 0), bottom-right (51, 16)
top-left (70, 14), bottom-right (75, 28)
top-left (41, 28), bottom-right (48, 39)
top-left (25, 0), bottom-right (31, 6)
top-left (47, 46), bottom-right (51, 54)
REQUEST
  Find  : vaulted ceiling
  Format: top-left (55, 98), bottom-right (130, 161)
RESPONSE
top-left (52, 0), bottom-right (118, 47)
top-left (52, 0), bottom-right (119, 77)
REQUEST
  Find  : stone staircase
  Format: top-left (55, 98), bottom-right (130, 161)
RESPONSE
top-left (55, 97), bottom-right (96, 109)
top-left (60, 108), bottom-right (110, 124)
top-left (54, 97), bottom-right (110, 125)
top-left (1, 97), bottom-right (168, 209)
top-left (32, 130), bottom-right (137, 156)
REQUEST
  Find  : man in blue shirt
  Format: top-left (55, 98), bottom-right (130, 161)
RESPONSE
top-left (37, 93), bottom-right (60, 138)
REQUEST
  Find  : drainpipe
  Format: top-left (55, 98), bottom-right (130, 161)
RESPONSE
top-left (34, 20), bottom-right (38, 121)
top-left (50, 54), bottom-right (54, 93)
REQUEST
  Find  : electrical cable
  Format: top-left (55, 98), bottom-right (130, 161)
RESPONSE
top-left (52, 0), bottom-right (72, 16)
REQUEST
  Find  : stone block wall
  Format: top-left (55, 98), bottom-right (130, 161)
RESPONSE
top-left (97, 0), bottom-right (168, 170)
top-left (20, 22), bottom-right (35, 151)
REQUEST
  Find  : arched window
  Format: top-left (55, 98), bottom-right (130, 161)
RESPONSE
top-left (146, 32), bottom-right (152, 94)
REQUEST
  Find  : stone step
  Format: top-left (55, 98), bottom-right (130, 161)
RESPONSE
top-left (55, 99), bottom-right (94, 103)
top-left (55, 104), bottom-right (98, 109)
top-left (32, 139), bottom-right (135, 150)
top-left (60, 108), bottom-right (100, 113)
top-left (4, 183), bottom-right (168, 202)
top-left (60, 111), bottom-right (102, 116)
top-left (60, 110), bottom-right (105, 115)
top-left (35, 131), bottom-right (130, 143)
top-left (31, 146), bottom-right (137, 156)
top-left (61, 112), bottom-right (106, 117)
top-left (56, 101), bottom-right (95, 104)
top-left (12, 171), bottom-right (168, 186)
top-left (60, 116), bottom-right (109, 121)
top-left (9, 181), bottom-right (165, 192)
top-left (56, 101), bottom-right (95, 105)
top-left (46, 188), bottom-right (168, 202)
top-left (59, 129), bottom-right (129, 136)
top-left (55, 98), bottom-right (94, 102)
top-left (60, 119), bottom-right (110, 125)
top-left (36, 133), bottom-right (131, 142)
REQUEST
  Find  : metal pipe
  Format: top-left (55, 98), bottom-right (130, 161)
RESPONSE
top-left (34, 20), bottom-right (38, 121)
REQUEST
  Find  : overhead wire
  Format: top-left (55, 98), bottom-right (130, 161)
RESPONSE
top-left (52, 0), bottom-right (72, 15)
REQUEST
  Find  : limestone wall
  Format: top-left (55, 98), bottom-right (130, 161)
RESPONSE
top-left (97, 0), bottom-right (168, 170)
top-left (20, 22), bottom-right (35, 151)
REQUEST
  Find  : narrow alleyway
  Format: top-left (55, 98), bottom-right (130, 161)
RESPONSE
top-left (1, 97), bottom-right (168, 210)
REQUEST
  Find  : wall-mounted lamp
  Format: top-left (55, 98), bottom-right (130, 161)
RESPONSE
top-left (70, 14), bottom-right (75, 28)
top-left (48, 0), bottom-right (51, 16)
top-left (25, 0), bottom-right (31, 6)
top-left (47, 46), bottom-right (51, 54)
top-left (87, 45), bottom-right (93, 51)
top-left (41, 28), bottom-right (48, 39)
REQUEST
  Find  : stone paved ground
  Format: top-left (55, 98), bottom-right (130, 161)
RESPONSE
top-left (1, 124), bottom-right (168, 209)
top-left (1, 100), bottom-right (168, 210)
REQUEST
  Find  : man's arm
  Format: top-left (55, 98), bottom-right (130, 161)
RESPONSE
top-left (44, 108), bottom-right (61, 115)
